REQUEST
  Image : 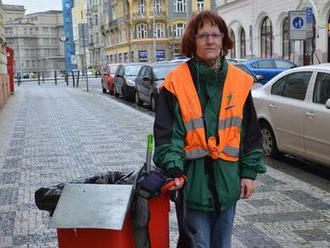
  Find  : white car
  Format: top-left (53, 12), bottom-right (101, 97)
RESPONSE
top-left (252, 63), bottom-right (330, 167)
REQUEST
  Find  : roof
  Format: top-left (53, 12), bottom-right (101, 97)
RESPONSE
top-left (27, 10), bottom-right (62, 16)
top-left (298, 63), bottom-right (330, 71)
top-left (2, 4), bottom-right (25, 11)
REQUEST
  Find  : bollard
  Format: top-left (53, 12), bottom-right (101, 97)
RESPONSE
top-left (77, 70), bottom-right (80, 88)
top-left (65, 72), bottom-right (69, 86)
top-left (55, 71), bottom-right (57, 85)
top-left (38, 72), bottom-right (40, 85)
top-left (72, 72), bottom-right (75, 88)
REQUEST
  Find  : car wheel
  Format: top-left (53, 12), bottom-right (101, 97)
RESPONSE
top-left (151, 95), bottom-right (156, 112)
top-left (260, 122), bottom-right (279, 158)
top-left (135, 91), bottom-right (143, 106)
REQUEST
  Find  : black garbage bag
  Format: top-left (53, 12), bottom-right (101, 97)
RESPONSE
top-left (35, 170), bottom-right (137, 216)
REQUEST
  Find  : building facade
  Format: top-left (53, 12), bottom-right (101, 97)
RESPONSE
top-left (217, 0), bottom-right (330, 65)
top-left (103, 0), bottom-right (215, 64)
top-left (72, 0), bottom-right (90, 69)
top-left (4, 6), bottom-right (65, 77)
top-left (0, 0), bottom-right (10, 107)
top-left (87, 0), bottom-right (105, 68)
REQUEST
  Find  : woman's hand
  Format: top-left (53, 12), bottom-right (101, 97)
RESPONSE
top-left (168, 177), bottom-right (185, 191)
top-left (240, 178), bottom-right (256, 199)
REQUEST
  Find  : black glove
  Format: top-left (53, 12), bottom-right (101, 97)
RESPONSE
top-left (166, 167), bottom-right (184, 179)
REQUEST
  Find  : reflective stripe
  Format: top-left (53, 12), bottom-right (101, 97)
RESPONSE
top-left (185, 118), bottom-right (204, 131)
top-left (219, 117), bottom-right (242, 129)
top-left (185, 148), bottom-right (208, 160)
top-left (222, 145), bottom-right (239, 157)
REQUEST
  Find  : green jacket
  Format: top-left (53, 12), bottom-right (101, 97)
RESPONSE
top-left (153, 58), bottom-right (266, 211)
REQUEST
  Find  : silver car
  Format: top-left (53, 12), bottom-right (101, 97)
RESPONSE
top-left (252, 64), bottom-right (330, 167)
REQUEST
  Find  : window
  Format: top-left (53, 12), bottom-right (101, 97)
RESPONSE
top-left (274, 60), bottom-right (295, 69)
top-left (174, 23), bottom-right (185, 37)
top-left (229, 29), bottom-right (235, 58)
top-left (258, 60), bottom-right (275, 68)
top-left (5, 27), bottom-right (13, 34)
top-left (154, 0), bottom-right (162, 13)
top-left (51, 27), bottom-right (56, 33)
top-left (175, 0), bottom-right (186, 12)
top-left (137, 24), bottom-right (147, 39)
top-left (282, 18), bottom-right (291, 60)
top-left (95, 15), bottom-right (98, 25)
top-left (313, 72), bottom-right (330, 104)
top-left (240, 28), bottom-right (246, 58)
top-left (42, 27), bottom-right (48, 33)
top-left (260, 17), bottom-right (273, 58)
top-left (197, 0), bottom-right (204, 12)
top-left (273, 72), bottom-right (312, 100)
top-left (138, 0), bottom-right (145, 14)
top-left (154, 23), bottom-right (165, 38)
top-left (271, 76), bottom-right (287, 96)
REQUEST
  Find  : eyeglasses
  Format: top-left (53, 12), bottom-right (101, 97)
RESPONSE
top-left (195, 33), bottom-right (224, 41)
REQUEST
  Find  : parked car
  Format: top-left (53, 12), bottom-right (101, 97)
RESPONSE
top-left (113, 63), bottom-right (145, 100)
top-left (135, 61), bottom-right (184, 111)
top-left (243, 58), bottom-right (297, 84)
top-left (101, 63), bottom-right (119, 94)
top-left (252, 63), bottom-right (330, 167)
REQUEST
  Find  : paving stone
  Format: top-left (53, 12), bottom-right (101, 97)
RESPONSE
top-left (294, 229), bottom-right (330, 242)
top-left (243, 211), bottom-right (326, 223)
top-left (282, 190), bottom-right (330, 211)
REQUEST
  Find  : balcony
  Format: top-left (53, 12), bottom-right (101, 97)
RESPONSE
top-left (130, 11), bottom-right (167, 23)
top-left (108, 20), bottom-right (118, 32)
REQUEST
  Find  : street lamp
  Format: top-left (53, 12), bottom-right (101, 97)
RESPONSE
top-left (150, 15), bottom-right (156, 62)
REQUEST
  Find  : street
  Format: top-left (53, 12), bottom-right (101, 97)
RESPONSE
top-left (0, 79), bottom-right (329, 248)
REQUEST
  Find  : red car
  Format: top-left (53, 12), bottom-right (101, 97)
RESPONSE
top-left (101, 63), bottom-right (119, 94)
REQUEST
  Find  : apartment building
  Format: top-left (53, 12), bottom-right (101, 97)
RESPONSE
top-left (3, 6), bottom-right (65, 77)
top-left (87, 0), bottom-right (105, 67)
top-left (103, 0), bottom-right (216, 64)
top-left (217, 0), bottom-right (330, 65)
top-left (72, 0), bottom-right (90, 69)
top-left (0, 0), bottom-right (10, 107)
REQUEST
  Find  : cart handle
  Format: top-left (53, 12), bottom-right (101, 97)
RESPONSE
top-left (161, 176), bottom-right (187, 192)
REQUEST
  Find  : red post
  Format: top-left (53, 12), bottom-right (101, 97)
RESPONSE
top-left (6, 47), bottom-right (14, 94)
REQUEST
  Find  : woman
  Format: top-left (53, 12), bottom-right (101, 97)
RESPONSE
top-left (154, 11), bottom-right (266, 248)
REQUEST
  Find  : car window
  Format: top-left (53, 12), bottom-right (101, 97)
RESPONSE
top-left (271, 76), bottom-right (288, 96)
top-left (144, 66), bottom-right (152, 78)
top-left (115, 65), bottom-right (122, 75)
top-left (138, 66), bottom-right (146, 77)
top-left (274, 60), bottom-right (295, 69)
top-left (282, 72), bottom-right (312, 100)
top-left (258, 60), bottom-right (276, 68)
top-left (109, 65), bottom-right (118, 73)
top-left (313, 72), bottom-right (330, 104)
top-left (153, 63), bottom-right (178, 80)
top-left (125, 65), bottom-right (143, 76)
top-left (251, 62), bottom-right (259, 68)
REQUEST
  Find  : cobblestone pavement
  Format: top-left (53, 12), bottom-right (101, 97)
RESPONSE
top-left (0, 81), bottom-right (329, 248)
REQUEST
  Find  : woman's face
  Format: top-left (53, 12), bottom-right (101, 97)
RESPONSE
top-left (195, 22), bottom-right (223, 62)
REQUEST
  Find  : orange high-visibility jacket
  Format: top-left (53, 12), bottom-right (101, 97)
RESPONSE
top-left (161, 62), bottom-right (254, 162)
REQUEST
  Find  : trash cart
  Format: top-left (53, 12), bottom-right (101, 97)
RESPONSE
top-left (50, 182), bottom-right (171, 248)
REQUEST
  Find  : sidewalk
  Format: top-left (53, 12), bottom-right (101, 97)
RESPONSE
top-left (0, 82), bottom-right (329, 247)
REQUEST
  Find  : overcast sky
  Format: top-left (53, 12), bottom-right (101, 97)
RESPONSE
top-left (3, 0), bottom-right (62, 14)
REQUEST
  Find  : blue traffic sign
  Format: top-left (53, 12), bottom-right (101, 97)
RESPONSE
top-left (293, 17), bottom-right (304, 29)
top-left (306, 7), bottom-right (313, 23)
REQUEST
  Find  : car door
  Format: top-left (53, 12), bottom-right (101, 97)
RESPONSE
top-left (141, 66), bottom-right (152, 102)
top-left (135, 66), bottom-right (145, 96)
top-left (304, 71), bottom-right (330, 165)
top-left (113, 65), bottom-right (122, 94)
top-left (116, 65), bottom-right (125, 95)
top-left (268, 71), bottom-right (312, 155)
